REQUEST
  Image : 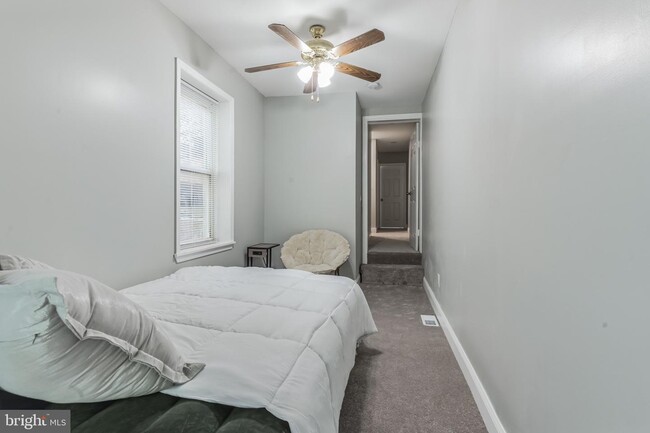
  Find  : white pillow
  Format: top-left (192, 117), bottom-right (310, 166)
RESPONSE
top-left (0, 269), bottom-right (204, 403)
top-left (0, 254), bottom-right (54, 271)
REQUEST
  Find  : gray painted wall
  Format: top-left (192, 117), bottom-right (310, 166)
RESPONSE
top-left (0, 0), bottom-right (265, 288)
top-left (363, 105), bottom-right (424, 117)
top-left (263, 93), bottom-right (360, 278)
top-left (355, 96), bottom-right (363, 276)
top-left (422, 0), bottom-right (650, 432)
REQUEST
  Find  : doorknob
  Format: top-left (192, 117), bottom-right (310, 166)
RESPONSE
top-left (380, 198), bottom-right (384, 202)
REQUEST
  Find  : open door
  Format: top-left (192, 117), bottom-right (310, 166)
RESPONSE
top-left (408, 126), bottom-right (420, 251)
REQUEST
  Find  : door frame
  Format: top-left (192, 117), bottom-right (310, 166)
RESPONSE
top-left (362, 113), bottom-right (423, 263)
top-left (408, 126), bottom-right (420, 251)
top-left (378, 162), bottom-right (407, 229)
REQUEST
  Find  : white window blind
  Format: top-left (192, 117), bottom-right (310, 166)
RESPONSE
top-left (178, 81), bottom-right (218, 248)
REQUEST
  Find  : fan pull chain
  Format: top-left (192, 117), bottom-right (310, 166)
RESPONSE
top-left (309, 86), bottom-right (320, 103)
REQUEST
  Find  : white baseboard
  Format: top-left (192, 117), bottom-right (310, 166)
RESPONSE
top-left (423, 277), bottom-right (507, 433)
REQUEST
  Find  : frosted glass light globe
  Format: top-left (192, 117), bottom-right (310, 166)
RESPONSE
top-left (319, 62), bottom-right (335, 80)
top-left (297, 66), bottom-right (313, 83)
top-left (318, 75), bottom-right (331, 88)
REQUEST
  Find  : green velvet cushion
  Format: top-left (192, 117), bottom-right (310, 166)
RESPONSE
top-left (45, 393), bottom-right (290, 433)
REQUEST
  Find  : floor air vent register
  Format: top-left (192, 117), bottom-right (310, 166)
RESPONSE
top-left (420, 314), bottom-right (440, 327)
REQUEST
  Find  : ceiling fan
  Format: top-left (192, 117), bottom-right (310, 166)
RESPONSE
top-left (245, 24), bottom-right (385, 98)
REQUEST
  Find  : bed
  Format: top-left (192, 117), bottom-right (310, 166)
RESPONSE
top-left (0, 265), bottom-right (377, 433)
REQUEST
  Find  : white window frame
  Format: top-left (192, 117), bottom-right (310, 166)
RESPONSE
top-left (174, 58), bottom-right (235, 263)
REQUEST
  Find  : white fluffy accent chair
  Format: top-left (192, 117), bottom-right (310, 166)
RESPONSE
top-left (281, 229), bottom-right (350, 275)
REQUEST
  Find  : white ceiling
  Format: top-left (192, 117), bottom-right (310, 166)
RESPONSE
top-left (371, 122), bottom-right (416, 152)
top-left (159, 0), bottom-right (458, 112)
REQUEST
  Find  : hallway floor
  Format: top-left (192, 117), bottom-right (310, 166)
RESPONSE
top-left (368, 230), bottom-right (416, 254)
top-left (339, 284), bottom-right (487, 433)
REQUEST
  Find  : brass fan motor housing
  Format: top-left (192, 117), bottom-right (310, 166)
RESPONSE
top-left (301, 24), bottom-right (337, 62)
top-left (309, 24), bottom-right (325, 38)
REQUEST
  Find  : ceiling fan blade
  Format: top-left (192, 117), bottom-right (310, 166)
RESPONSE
top-left (331, 29), bottom-right (385, 57)
top-left (335, 62), bottom-right (381, 82)
top-left (303, 70), bottom-right (318, 94)
top-left (269, 23), bottom-right (312, 52)
top-left (245, 61), bottom-right (301, 73)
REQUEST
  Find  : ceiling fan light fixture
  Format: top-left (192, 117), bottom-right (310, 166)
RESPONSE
top-left (318, 62), bottom-right (335, 80)
top-left (245, 23), bottom-right (385, 97)
top-left (318, 75), bottom-right (331, 88)
top-left (297, 66), bottom-right (313, 83)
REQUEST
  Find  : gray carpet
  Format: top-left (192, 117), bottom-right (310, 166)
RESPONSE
top-left (368, 231), bottom-right (417, 254)
top-left (368, 238), bottom-right (417, 254)
top-left (339, 284), bottom-right (488, 433)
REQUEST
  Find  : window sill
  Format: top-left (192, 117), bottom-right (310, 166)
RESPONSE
top-left (174, 240), bottom-right (235, 263)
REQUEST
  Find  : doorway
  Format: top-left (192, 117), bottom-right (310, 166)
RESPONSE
top-left (362, 114), bottom-right (422, 263)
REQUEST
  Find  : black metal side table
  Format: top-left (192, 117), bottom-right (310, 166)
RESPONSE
top-left (246, 243), bottom-right (280, 268)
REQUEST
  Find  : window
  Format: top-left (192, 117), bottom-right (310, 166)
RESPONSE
top-left (174, 59), bottom-right (234, 263)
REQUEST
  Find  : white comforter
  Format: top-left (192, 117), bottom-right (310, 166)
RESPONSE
top-left (122, 266), bottom-right (377, 433)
